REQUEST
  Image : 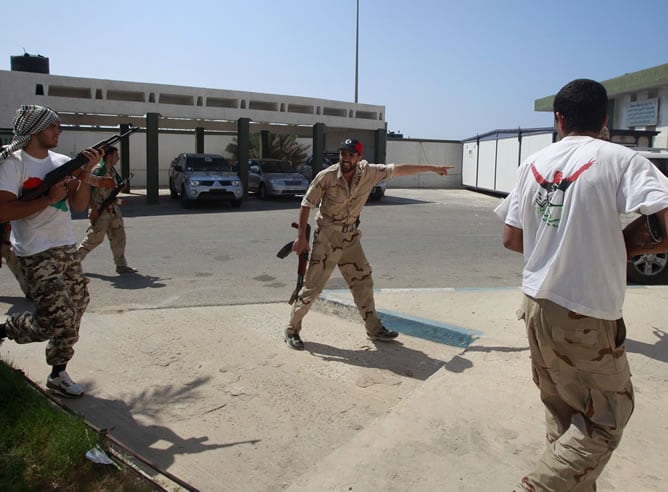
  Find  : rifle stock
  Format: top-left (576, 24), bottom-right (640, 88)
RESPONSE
top-left (19, 126), bottom-right (139, 202)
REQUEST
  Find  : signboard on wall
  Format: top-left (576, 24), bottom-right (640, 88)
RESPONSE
top-left (626, 98), bottom-right (659, 127)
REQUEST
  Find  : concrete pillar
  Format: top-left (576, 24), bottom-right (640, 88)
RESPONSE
top-left (312, 123), bottom-right (326, 175)
top-left (119, 123), bottom-right (131, 192)
top-left (260, 130), bottom-right (270, 158)
top-left (237, 118), bottom-right (251, 198)
top-left (195, 127), bottom-right (204, 153)
top-left (146, 113), bottom-right (160, 204)
top-left (374, 127), bottom-right (387, 163)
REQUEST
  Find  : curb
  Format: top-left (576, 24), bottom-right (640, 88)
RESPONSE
top-left (317, 291), bottom-right (482, 348)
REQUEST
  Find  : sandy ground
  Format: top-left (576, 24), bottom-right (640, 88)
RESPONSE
top-left (1, 286), bottom-right (667, 491)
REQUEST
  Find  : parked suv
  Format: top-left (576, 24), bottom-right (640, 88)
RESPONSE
top-left (168, 153), bottom-right (243, 208)
top-left (248, 159), bottom-right (309, 199)
top-left (627, 149), bottom-right (668, 284)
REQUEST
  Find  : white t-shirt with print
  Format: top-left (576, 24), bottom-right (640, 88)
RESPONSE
top-left (0, 150), bottom-right (76, 256)
top-left (496, 136), bottom-right (668, 320)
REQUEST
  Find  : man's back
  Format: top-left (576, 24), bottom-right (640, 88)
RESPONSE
top-left (510, 136), bottom-right (668, 319)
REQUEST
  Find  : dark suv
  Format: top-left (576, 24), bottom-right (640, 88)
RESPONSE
top-left (168, 153), bottom-right (243, 208)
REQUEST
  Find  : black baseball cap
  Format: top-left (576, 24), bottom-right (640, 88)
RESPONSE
top-left (339, 138), bottom-right (363, 154)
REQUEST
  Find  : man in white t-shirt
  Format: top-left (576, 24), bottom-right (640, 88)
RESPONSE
top-left (0, 105), bottom-right (102, 398)
top-left (496, 79), bottom-right (668, 491)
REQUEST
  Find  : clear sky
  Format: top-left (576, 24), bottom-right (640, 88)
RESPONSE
top-left (1, 0), bottom-right (665, 140)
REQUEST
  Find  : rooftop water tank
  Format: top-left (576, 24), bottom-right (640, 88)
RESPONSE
top-left (11, 53), bottom-right (50, 74)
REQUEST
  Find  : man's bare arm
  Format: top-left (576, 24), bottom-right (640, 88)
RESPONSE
top-left (624, 208), bottom-right (668, 257)
top-left (502, 224), bottom-right (523, 253)
top-left (393, 164), bottom-right (455, 177)
top-left (292, 206), bottom-right (312, 253)
top-left (0, 184), bottom-right (69, 223)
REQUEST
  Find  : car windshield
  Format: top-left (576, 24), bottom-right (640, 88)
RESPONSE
top-left (186, 156), bottom-right (231, 171)
top-left (260, 160), bottom-right (293, 173)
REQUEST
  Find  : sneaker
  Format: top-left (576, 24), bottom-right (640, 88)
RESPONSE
top-left (46, 370), bottom-right (84, 398)
top-left (116, 265), bottom-right (138, 274)
top-left (367, 325), bottom-right (399, 342)
top-left (284, 330), bottom-right (305, 351)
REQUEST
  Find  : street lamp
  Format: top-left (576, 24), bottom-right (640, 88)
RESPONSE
top-left (355, 0), bottom-right (359, 103)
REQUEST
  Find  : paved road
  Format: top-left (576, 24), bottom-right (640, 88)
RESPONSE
top-left (1, 188), bottom-right (521, 313)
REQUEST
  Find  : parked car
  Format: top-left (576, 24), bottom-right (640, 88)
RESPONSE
top-left (248, 159), bottom-right (310, 199)
top-left (168, 153), bottom-right (243, 208)
top-left (627, 149), bottom-right (668, 284)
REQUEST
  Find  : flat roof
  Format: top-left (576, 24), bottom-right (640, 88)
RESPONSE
top-left (534, 63), bottom-right (668, 112)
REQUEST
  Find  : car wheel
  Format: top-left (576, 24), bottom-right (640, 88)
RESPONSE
top-left (627, 253), bottom-right (668, 285)
top-left (259, 184), bottom-right (268, 200)
top-left (181, 186), bottom-right (192, 209)
top-left (169, 178), bottom-right (178, 199)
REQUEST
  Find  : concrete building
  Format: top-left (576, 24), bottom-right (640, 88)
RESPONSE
top-left (0, 54), bottom-right (390, 195)
top-left (535, 63), bottom-right (668, 148)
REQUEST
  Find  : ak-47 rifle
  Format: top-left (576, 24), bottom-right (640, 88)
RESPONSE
top-left (92, 172), bottom-right (134, 225)
top-left (277, 222), bottom-right (312, 304)
top-left (19, 126), bottom-right (139, 202)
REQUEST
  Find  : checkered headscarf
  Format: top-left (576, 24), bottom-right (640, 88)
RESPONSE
top-left (0, 105), bottom-right (60, 163)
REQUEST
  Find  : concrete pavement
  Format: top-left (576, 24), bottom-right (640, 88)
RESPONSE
top-left (1, 284), bottom-right (666, 491)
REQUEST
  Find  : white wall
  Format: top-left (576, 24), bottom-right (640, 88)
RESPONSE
top-left (385, 139), bottom-right (462, 188)
top-left (461, 130), bottom-right (554, 195)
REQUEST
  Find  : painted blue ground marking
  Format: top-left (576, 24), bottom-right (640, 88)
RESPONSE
top-left (319, 290), bottom-right (482, 348)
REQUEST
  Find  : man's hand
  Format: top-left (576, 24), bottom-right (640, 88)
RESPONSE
top-left (434, 165), bottom-right (455, 176)
top-left (81, 148), bottom-right (104, 173)
top-left (88, 208), bottom-right (100, 223)
top-left (292, 236), bottom-right (310, 255)
top-left (46, 178), bottom-right (69, 204)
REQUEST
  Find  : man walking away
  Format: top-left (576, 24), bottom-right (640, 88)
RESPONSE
top-left (496, 79), bottom-right (668, 491)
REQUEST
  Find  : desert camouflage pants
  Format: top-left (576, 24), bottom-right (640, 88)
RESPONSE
top-left (1, 241), bottom-right (29, 295)
top-left (78, 206), bottom-right (128, 267)
top-left (516, 295), bottom-right (634, 492)
top-left (4, 245), bottom-right (90, 366)
top-left (287, 226), bottom-right (383, 335)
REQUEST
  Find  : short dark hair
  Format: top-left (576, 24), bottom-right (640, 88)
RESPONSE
top-left (553, 79), bottom-right (608, 134)
top-left (104, 145), bottom-right (118, 158)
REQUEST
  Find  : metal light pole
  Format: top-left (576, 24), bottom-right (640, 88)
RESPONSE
top-left (355, 0), bottom-right (359, 103)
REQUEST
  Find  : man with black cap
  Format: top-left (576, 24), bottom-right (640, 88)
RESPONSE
top-left (0, 104), bottom-right (103, 397)
top-left (284, 137), bottom-right (453, 350)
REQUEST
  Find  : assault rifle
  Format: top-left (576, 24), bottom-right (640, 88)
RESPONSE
top-left (19, 126), bottom-right (139, 202)
top-left (277, 222), bottom-right (312, 304)
top-left (92, 172), bottom-right (134, 225)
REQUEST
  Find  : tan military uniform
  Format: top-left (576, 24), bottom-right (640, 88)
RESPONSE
top-left (516, 295), bottom-right (634, 492)
top-left (78, 165), bottom-right (130, 268)
top-left (287, 160), bottom-right (394, 336)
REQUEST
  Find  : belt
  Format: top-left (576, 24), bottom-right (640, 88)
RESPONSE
top-left (323, 221), bottom-right (359, 232)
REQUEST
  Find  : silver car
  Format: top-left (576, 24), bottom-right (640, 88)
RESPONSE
top-left (168, 153), bottom-right (243, 208)
top-left (248, 159), bottom-right (310, 199)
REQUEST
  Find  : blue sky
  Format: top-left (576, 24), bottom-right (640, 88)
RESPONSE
top-left (1, 0), bottom-right (665, 140)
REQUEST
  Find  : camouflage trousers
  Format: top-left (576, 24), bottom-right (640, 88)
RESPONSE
top-left (1, 241), bottom-right (29, 295)
top-left (78, 206), bottom-right (129, 267)
top-left (4, 245), bottom-right (90, 366)
top-left (516, 295), bottom-right (634, 492)
top-left (287, 226), bottom-right (383, 335)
